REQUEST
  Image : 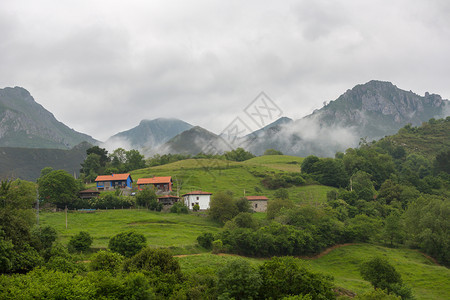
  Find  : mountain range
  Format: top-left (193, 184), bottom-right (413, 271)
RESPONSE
top-left (0, 87), bottom-right (97, 149)
top-left (0, 80), bottom-right (449, 180)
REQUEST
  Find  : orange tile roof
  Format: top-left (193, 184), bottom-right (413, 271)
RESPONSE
top-left (182, 191), bottom-right (212, 196)
top-left (95, 173), bottom-right (131, 182)
top-left (246, 196), bottom-right (269, 201)
top-left (157, 195), bottom-right (180, 199)
top-left (137, 176), bottom-right (172, 185)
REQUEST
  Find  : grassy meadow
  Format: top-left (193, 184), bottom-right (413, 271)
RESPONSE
top-left (39, 209), bottom-right (221, 254)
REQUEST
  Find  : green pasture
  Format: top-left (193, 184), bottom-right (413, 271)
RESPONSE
top-left (39, 209), bottom-right (221, 254)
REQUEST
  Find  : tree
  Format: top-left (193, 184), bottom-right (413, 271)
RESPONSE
top-left (360, 257), bottom-right (412, 299)
top-left (224, 147), bottom-right (255, 162)
top-left (125, 149), bottom-right (145, 171)
top-left (38, 170), bottom-right (79, 209)
top-left (351, 170), bottom-right (376, 201)
top-left (208, 191), bottom-right (238, 224)
top-left (122, 247), bottom-right (181, 277)
top-left (80, 153), bottom-right (102, 182)
top-left (86, 146), bottom-right (109, 167)
top-left (90, 250), bottom-right (124, 273)
top-left (217, 258), bottom-right (262, 299)
top-left (135, 188), bottom-right (157, 209)
top-left (235, 197), bottom-right (251, 213)
top-left (109, 231), bottom-right (147, 258)
top-left (267, 198), bottom-right (294, 220)
top-left (68, 231), bottom-right (93, 253)
top-left (301, 155), bottom-right (320, 174)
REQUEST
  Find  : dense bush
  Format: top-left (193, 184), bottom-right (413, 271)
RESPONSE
top-left (170, 202), bottom-right (189, 214)
top-left (68, 231), bottom-right (93, 253)
top-left (217, 258), bottom-right (261, 299)
top-left (197, 232), bottom-right (215, 249)
top-left (90, 250), bottom-right (124, 273)
top-left (108, 231), bottom-right (147, 258)
top-left (259, 256), bottom-right (335, 299)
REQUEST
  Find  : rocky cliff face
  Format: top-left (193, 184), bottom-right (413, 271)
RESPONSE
top-left (0, 87), bottom-right (97, 149)
top-left (307, 80), bottom-right (449, 138)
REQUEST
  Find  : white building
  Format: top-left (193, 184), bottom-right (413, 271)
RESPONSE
top-left (183, 191), bottom-right (212, 210)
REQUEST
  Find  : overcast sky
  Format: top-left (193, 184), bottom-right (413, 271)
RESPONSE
top-left (1, 0), bottom-right (449, 141)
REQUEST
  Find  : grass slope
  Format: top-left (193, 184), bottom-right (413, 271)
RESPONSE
top-left (177, 244), bottom-right (450, 300)
top-left (39, 209), bottom-right (221, 254)
top-left (130, 156), bottom-right (334, 202)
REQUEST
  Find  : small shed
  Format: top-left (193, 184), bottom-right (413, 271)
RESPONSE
top-left (246, 196), bottom-right (268, 212)
top-left (157, 195), bottom-right (180, 205)
top-left (79, 189), bottom-right (100, 199)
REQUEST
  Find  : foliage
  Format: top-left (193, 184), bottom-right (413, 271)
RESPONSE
top-left (403, 195), bottom-right (449, 266)
top-left (262, 172), bottom-right (305, 189)
top-left (224, 147), bottom-right (255, 162)
top-left (216, 258), bottom-right (262, 300)
top-left (125, 149), bottom-right (146, 171)
top-left (90, 250), bottom-right (124, 273)
top-left (360, 257), bottom-right (412, 299)
top-left (88, 192), bottom-right (134, 209)
top-left (109, 231), bottom-right (147, 258)
top-left (266, 197), bottom-right (294, 220)
top-left (197, 232), bottom-right (215, 249)
top-left (30, 226), bottom-right (58, 250)
top-left (264, 148), bottom-right (284, 155)
top-left (122, 247), bottom-right (181, 277)
top-left (67, 231), bottom-right (93, 253)
top-left (38, 169), bottom-right (79, 209)
top-left (170, 202), bottom-right (189, 214)
top-left (146, 153), bottom-right (191, 167)
top-left (135, 188), bottom-right (157, 209)
top-left (208, 191), bottom-right (239, 224)
top-left (259, 256), bottom-right (335, 299)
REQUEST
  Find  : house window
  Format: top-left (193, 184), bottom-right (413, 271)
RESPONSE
top-left (255, 203), bottom-right (258, 208)
top-left (196, 196), bottom-right (199, 200)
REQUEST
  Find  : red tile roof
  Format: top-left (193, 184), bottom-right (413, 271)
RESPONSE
top-left (182, 191), bottom-right (212, 196)
top-left (137, 176), bottom-right (172, 185)
top-left (246, 196), bottom-right (269, 201)
top-left (95, 173), bottom-right (131, 182)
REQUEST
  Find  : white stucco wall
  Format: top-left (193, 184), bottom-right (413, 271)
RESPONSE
top-left (184, 194), bottom-right (211, 210)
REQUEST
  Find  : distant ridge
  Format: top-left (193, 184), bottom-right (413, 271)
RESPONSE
top-left (157, 126), bottom-right (228, 155)
top-left (106, 118), bottom-right (193, 150)
top-left (0, 87), bottom-right (98, 149)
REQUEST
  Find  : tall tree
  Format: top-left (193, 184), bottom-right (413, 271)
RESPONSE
top-left (38, 170), bottom-right (79, 209)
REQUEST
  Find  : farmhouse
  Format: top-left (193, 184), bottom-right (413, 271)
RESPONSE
top-left (137, 176), bottom-right (172, 193)
top-left (246, 195), bottom-right (268, 212)
top-left (183, 191), bottom-right (212, 210)
top-left (157, 195), bottom-right (181, 205)
top-left (95, 173), bottom-right (133, 190)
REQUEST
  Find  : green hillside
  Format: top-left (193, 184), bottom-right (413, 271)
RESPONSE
top-left (176, 244), bottom-right (449, 300)
top-left (375, 117), bottom-right (450, 159)
top-left (130, 156), bottom-right (333, 203)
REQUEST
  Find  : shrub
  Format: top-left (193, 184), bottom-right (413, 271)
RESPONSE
top-left (68, 231), bottom-right (93, 253)
top-left (108, 231), bottom-right (147, 258)
top-left (197, 232), bottom-right (215, 249)
top-left (90, 250), bottom-right (124, 273)
top-left (170, 202), bottom-right (189, 214)
top-left (259, 256), bottom-right (335, 299)
top-left (122, 247), bottom-right (182, 278)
